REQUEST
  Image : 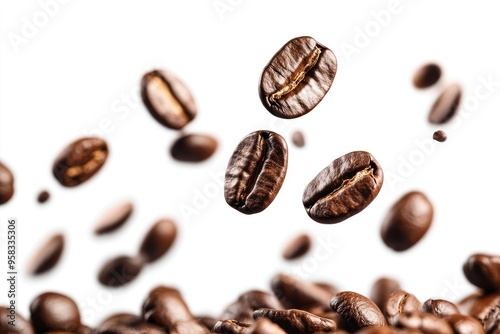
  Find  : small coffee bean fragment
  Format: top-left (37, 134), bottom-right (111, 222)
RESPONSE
top-left (432, 130), bottom-right (447, 142)
top-left (30, 292), bottom-right (84, 333)
top-left (27, 233), bottom-right (64, 275)
top-left (421, 299), bottom-right (459, 318)
top-left (463, 253), bottom-right (500, 292)
top-left (428, 84), bottom-right (462, 124)
top-left (381, 191), bottom-right (434, 252)
top-left (98, 255), bottom-right (143, 287)
top-left (0, 162), bottom-right (14, 205)
top-left (271, 273), bottom-right (332, 310)
top-left (413, 63), bottom-right (442, 89)
top-left (138, 219), bottom-right (177, 263)
top-left (330, 291), bottom-right (386, 331)
top-left (221, 290), bottom-right (283, 323)
top-left (370, 277), bottom-right (401, 312)
top-left (282, 233), bottom-right (312, 260)
top-left (224, 130), bottom-right (288, 214)
top-left (444, 314), bottom-right (485, 334)
top-left (170, 133), bottom-right (218, 162)
top-left (0, 307), bottom-right (34, 333)
top-left (37, 190), bottom-right (50, 203)
top-left (394, 312), bottom-right (453, 334)
top-left (291, 130), bottom-right (305, 148)
top-left (94, 201), bottom-right (134, 235)
top-left (384, 290), bottom-right (421, 326)
top-left (253, 308), bottom-right (337, 333)
top-left (94, 313), bottom-right (166, 334)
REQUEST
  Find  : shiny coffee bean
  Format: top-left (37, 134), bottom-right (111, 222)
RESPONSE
top-left (30, 292), bottom-right (82, 333)
top-left (221, 290), bottom-right (283, 323)
top-left (37, 190), bottom-right (50, 203)
top-left (432, 130), bottom-right (447, 142)
top-left (138, 219), bottom-right (177, 263)
top-left (370, 277), bottom-right (401, 312)
top-left (141, 69), bottom-right (197, 129)
top-left (330, 291), bottom-right (386, 331)
top-left (224, 130), bottom-right (288, 214)
top-left (259, 36), bottom-right (337, 119)
top-left (170, 133), bottom-right (218, 162)
top-left (98, 255), bottom-right (143, 287)
top-left (27, 233), bottom-right (64, 275)
top-left (253, 308), bottom-right (337, 333)
top-left (0, 307), bottom-right (35, 334)
top-left (381, 191), bottom-right (434, 251)
top-left (444, 314), bottom-right (485, 334)
top-left (421, 299), bottom-right (459, 318)
top-left (52, 137), bottom-right (108, 187)
top-left (212, 319), bottom-right (250, 333)
top-left (413, 63), bottom-right (442, 89)
top-left (0, 162), bottom-right (14, 205)
top-left (282, 233), bottom-right (312, 260)
top-left (384, 290), bottom-right (421, 326)
top-left (428, 84), bottom-right (462, 124)
top-left (463, 253), bottom-right (500, 292)
top-left (302, 151), bottom-right (384, 224)
top-left (394, 312), bottom-right (453, 334)
top-left (291, 130), bottom-right (305, 148)
top-left (93, 313), bottom-right (166, 334)
top-left (94, 201), bottom-right (134, 235)
top-left (271, 273), bottom-right (332, 310)
top-left (458, 292), bottom-right (500, 333)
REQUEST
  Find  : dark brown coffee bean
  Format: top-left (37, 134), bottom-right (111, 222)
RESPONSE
top-left (141, 69), bottom-right (196, 129)
top-left (30, 292), bottom-right (82, 333)
top-left (444, 314), bottom-right (485, 334)
top-left (380, 191), bottom-right (434, 251)
top-left (282, 233), bottom-right (312, 260)
top-left (370, 277), bottom-right (401, 312)
top-left (98, 255), bottom-right (143, 287)
top-left (253, 308), bottom-right (337, 333)
top-left (458, 292), bottom-right (500, 333)
top-left (52, 137), bottom-right (108, 187)
top-left (395, 312), bottom-right (453, 334)
top-left (271, 273), bottom-right (332, 310)
top-left (221, 290), bottom-right (283, 323)
top-left (432, 130), bottom-right (447, 142)
top-left (94, 313), bottom-right (166, 334)
top-left (37, 190), bottom-right (51, 203)
top-left (291, 130), bottom-right (305, 148)
top-left (247, 318), bottom-right (286, 333)
top-left (170, 133), bottom-right (218, 163)
top-left (413, 63), bottom-right (442, 89)
top-left (302, 151), bottom-right (384, 224)
top-left (384, 290), bottom-right (421, 326)
top-left (330, 291), bottom-right (387, 331)
top-left (421, 299), bottom-right (459, 318)
top-left (94, 201), bottom-right (134, 235)
top-left (0, 307), bottom-right (35, 334)
top-left (463, 253), bottom-right (500, 292)
top-left (138, 219), bottom-right (177, 263)
top-left (212, 319), bottom-right (250, 333)
top-left (195, 315), bottom-right (218, 331)
top-left (224, 130), bottom-right (288, 214)
top-left (259, 36), bottom-right (337, 119)
top-left (314, 282), bottom-right (340, 297)
top-left (428, 84), bottom-right (462, 124)
top-left (0, 162), bottom-right (14, 205)
top-left (27, 233), bottom-right (64, 275)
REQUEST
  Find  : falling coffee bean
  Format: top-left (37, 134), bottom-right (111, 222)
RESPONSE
top-left (98, 255), bottom-right (143, 287)
top-left (94, 201), bottom-right (134, 235)
top-left (0, 161), bottom-right (14, 205)
top-left (428, 83), bottom-right (462, 124)
top-left (302, 151), bottom-right (384, 224)
top-left (259, 36), bottom-right (337, 119)
top-left (330, 291), bottom-right (386, 331)
top-left (0, 307), bottom-right (34, 333)
top-left (433, 130), bottom-right (447, 142)
top-left (170, 133), bottom-right (218, 162)
top-left (463, 253), bottom-right (500, 292)
top-left (52, 137), bottom-right (108, 187)
top-left (413, 63), bottom-right (442, 89)
top-left (291, 130), bottom-right (305, 148)
top-left (282, 233), bottom-right (312, 260)
top-left (37, 190), bottom-right (50, 203)
top-left (30, 292), bottom-right (84, 333)
top-left (253, 308), bottom-right (337, 333)
top-left (138, 219), bottom-right (177, 263)
top-left (224, 130), bottom-right (288, 214)
top-left (27, 233), bottom-right (64, 275)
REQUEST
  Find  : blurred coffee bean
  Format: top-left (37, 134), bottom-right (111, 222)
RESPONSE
top-left (27, 233), bottom-right (64, 275)
top-left (330, 291), bottom-right (386, 331)
top-left (195, 315), bottom-right (218, 331)
top-left (282, 233), bottom-right (312, 260)
top-left (212, 319), bottom-right (249, 333)
top-left (370, 277), bottom-right (401, 312)
top-left (0, 161), bottom-right (14, 205)
top-left (291, 130), bottom-right (305, 147)
top-left (394, 312), bottom-right (453, 334)
top-left (94, 201), bottom-right (134, 235)
top-left (30, 292), bottom-right (83, 333)
top-left (458, 292), bottom-right (500, 333)
top-left (93, 313), bottom-right (166, 334)
top-left (463, 253), bottom-right (500, 292)
top-left (432, 130), bottom-right (447, 142)
top-left (138, 219), bottom-right (177, 263)
top-left (37, 190), bottom-right (50, 203)
top-left (428, 84), bottom-right (462, 124)
top-left (253, 308), bottom-right (337, 333)
top-left (98, 255), bottom-right (143, 287)
top-left (221, 290), bottom-right (283, 323)
top-left (170, 133), bottom-right (218, 162)
top-left (384, 290), bottom-right (421, 326)
top-left (413, 63), bottom-right (442, 89)
top-left (421, 299), bottom-right (459, 318)
top-left (271, 273), bottom-right (332, 310)
top-left (0, 306), bottom-right (34, 333)
top-left (444, 314), bottom-right (485, 334)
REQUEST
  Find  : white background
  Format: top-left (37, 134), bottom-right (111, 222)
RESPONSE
top-left (1, 0), bottom-right (500, 327)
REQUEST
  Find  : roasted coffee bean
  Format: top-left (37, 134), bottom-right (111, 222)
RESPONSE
top-left (27, 233), bottom-right (64, 275)
top-left (271, 273), bottom-right (332, 310)
top-left (458, 292), bottom-right (500, 333)
top-left (0, 307), bottom-right (35, 334)
top-left (291, 130), bottom-right (305, 148)
top-left (395, 312), bottom-right (453, 334)
top-left (253, 308), bottom-right (337, 333)
top-left (30, 292), bottom-right (82, 333)
top-left (221, 290), bottom-right (283, 323)
top-left (259, 36), bottom-right (337, 119)
top-left (141, 69), bottom-right (197, 129)
top-left (170, 133), bottom-right (218, 162)
top-left (224, 130), bottom-right (288, 214)
top-left (195, 315), bottom-right (218, 331)
top-left (37, 190), bottom-right (50, 203)
top-left (282, 233), bottom-right (312, 260)
top-left (370, 277), bottom-right (401, 312)
top-left (432, 130), bottom-right (447, 142)
top-left (94, 201), bottom-right (134, 235)
top-left (93, 313), bottom-right (166, 334)
top-left (428, 84), bottom-right (462, 124)
top-left (380, 191), bottom-right (434, 251)
top-left (52, 137), bottom-right (108, 187)
top-left (330, 291), bottom-right (386, 331)
top-left (444, 314), bottom-right (485, 334)
top-left (384, 290), bottom-right (421, 325)
top-left (463, 253), bottom-right (500, 292)
top-left (0, 162), bottom-right (14, 205)
top-left (247, 318), bottom-right (286, 333)
top-left (314, 281), bottom-right (340, 297)
top-left (421, 299), bottom-right (459, 318)
top-left (212, 319), bottom-right (250, 333)
top-left (138, 219), bottom-right (177, 263)
top-left (354, 327), bottom-right (397, 334)
top-left (98, 255), bottom-right (143, 287)
top-left (302, 151), bottom-right (384, 224)
top-left (413, 63), bottom-right (442, 89)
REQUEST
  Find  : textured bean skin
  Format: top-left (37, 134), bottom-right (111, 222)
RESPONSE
top-left (463, 253), bottom-right (500, 292)
top-left (384, 290), bottom-right (421, 326)
top-left (253, 308), bottom-right (337, 334)
top-left (421, 299), bottom-right (459, 318)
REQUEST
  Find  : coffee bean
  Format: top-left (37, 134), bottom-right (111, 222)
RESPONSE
top-left (370, 277), bottom-right (401, 312)
top-left (0, 162), bottom-right (14, 205)
top-left (94, 201), bottom-right (134, 235)
top-left (421, 299), bottom-right (459, 318)
top-left (0, 307), bottom-right (34, 334)
top-left (302, 151), bottom-right (384, 224)
top-left (37, 190), bottom-right (50, 203)
top-left (291, 130), bottom-right (305, 148)
top-left (314, 281), bottom-right (340, 297)
top-left (247, 318), bottom-right (286, 333)
top-left (282, 233), bottom-right (312, 260)
top-left (27, 233), bottom-right (64, 275)
top-left (141, 69), bottom-right (197, 129)
top-left (30, 292), bottom-right (82, 333)
top-left (98, 255), bottom-right (143, 287)
top-left (394, 312), bottom-right (453, 334)
top-left (221, 290), bottom-right (283, 323)
top-left (259, 36), bottom-right (337, 119)
top-left (330, 291), bottom-right (387, 331)
top-left (413, 63), bottom-right (442, 89)
top-left (93, 313), bottom-right (166, 334)
top-left (138, 219), bottom-right (177, 263)
top-left (354, 327), bottom-right (398, 334)
top-left (212, 319), bottom-right (250, 333)
top-left (428, 84), bottom-right (462, 124)
top-left (170, 133), bottom-right (218, 162)
top-left (195, 315), bottom-right (218, 331)
top-left (253, 308), bottom-right (337, 333)
top-left (224, 130), bottom-right (288, 214)
top-left (271, 273), bottom-right (332, 310)
top-left (432, 130), bottom-right (447, 142)
top-left (458, 292), bottom-right (500, 333)
top-left (380, 191), bottom-right (434, 251)
top-left (384, 290), bottom-right (421, 326)
top-left (444, 314), bottom-right (485, 334)
top-left (52, 137), bottom-right (108, 187)
top-left (463, 253), bottom-right (500, 292)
